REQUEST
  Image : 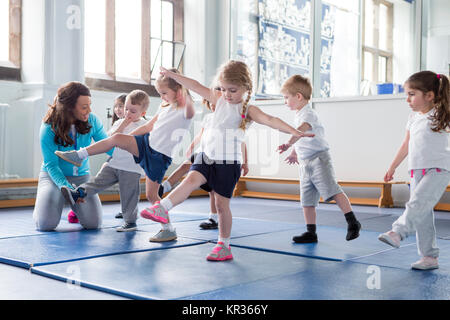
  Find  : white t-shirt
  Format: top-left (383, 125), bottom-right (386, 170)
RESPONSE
top-left (201, 97), bottom-right (252, 162)
top-left (406, 110), bottom-right (450, 171)
top-left (193, 113), bottom-right (214, 154)
top-left (107, 118), bottom-right (147, 175)
top-left (149, 104), bottom-right (193, 158)
top-left (293, 104), bottom-right (329, 160)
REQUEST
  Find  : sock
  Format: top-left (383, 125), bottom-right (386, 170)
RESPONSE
top-left (162, 222), bottom-right (174, 232)
top-left (162, 180), bottom-right (172, 193)
top-left (76, 148), bottom-right (89, 159)
top-left (306, 224), bottom-right (316, 234)
top-left (209, 212), bottom-right (218, 222)
top-left (160, 198), bottom-right (173, 211)
top-left (344, 211), bottom-right (358, 225)
top-left (218, 237), bottom-right (230, 248)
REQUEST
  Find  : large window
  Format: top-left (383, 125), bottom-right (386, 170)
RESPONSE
top-left (231, 0), bottom-right (416, 99)
top-left (84, 0), bottom-right (185, 96)
top-left (0, 0), bottom-right (21, 81)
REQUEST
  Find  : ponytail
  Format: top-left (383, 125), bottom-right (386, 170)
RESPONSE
top-left (432, 73), bottom-right (450, 132)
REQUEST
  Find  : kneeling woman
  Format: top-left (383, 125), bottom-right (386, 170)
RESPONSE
top-left (33, 81), bottom-right (111, 231)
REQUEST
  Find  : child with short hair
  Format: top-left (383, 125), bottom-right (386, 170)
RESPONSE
top-left (55, 69), bottom-right (195, 241)
top-left (61, 90), bottom-right (149, 232)
top-left (278, 74), bottom-right (361, 243)
top-left (140, 61), bottom-right (314, 261)
top-left (378, 71), bottom-right (450, 270)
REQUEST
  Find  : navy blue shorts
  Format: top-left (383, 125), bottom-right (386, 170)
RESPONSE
top-left (190, 153), bottom-right (241, 199)
top-left (134, 133), bottom-right (172, 184)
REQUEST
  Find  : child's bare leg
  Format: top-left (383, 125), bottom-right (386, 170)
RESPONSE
top-left (145, 177), bottom-right (161, 205)
top-left (87, 134), bottom-right (139, 157)
top-left (332, 192), bottom-right (352, 213)
top-left (214, 194), bottom-right (232, 241)
top-left (332, 192), bottom-right (361, 241)
top-left (293, 206), bottom-right (318, 243)
top-left (164, 171), bottom-right (207, 208)
top-left (167, 161), bottom-right (191, 186)
top-left (199, 191), bottom-right (219, 229)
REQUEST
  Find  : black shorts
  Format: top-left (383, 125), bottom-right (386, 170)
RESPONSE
top-left (133, 133), bottom-right (172, 184)
top-left (190, 153), bottom-right (241, 199)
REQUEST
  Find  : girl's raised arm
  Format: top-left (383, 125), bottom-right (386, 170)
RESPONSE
top-left (129, 114), bottom-right (159, 136)
top-left (160, 67), bottom-right (217, 105)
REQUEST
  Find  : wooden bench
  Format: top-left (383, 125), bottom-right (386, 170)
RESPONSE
top-left (0, 177), bottom-right (208, 208)
top-left (435, 185), bottom-right (450, 211)
top-left (234, 176), bottom-right (406, 208)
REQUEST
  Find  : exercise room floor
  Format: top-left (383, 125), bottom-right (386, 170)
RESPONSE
top-left (1, 197), bottom-right (450, 300)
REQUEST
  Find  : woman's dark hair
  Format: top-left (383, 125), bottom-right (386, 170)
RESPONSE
top-left (43, 81), bottom-right (92, 146)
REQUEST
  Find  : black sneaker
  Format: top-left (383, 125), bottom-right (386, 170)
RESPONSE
top-left (115, 212), bottom-right (123, 219)
top-left (346, 221), bottom-right (361, 241)
top-left (293, 232), bottom-right (318, 243)
top-left (158, 185), bottom-right (164, 198)
top-left (199, 218), bottom-right (218, 230)
top-left (61, 186), bottom-right (86, 206)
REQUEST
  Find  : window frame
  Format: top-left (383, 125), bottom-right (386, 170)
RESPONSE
top-left (0, 0), bottom-right (22, 82)
top-left (361, 0), bottom-right (393, 84)
top-left (85, 0), bottom-right (184, 97)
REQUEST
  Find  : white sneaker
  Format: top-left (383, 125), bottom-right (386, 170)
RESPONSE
top-left (378, 231), bottom-right (401, 248)
top-left (411, 257), bottom-right (439, 270)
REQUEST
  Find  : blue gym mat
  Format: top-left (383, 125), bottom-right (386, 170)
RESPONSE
top-left (350, 239), bottom-right (450, 273)
top-left (181, 260), bottom-right (450, 300)
top-left (230, 226), bottom-right (416, 261)
top-left (0, 226), bottom-right (205, 269)
top-left (31, 244), bottom-right (313, 300)
top-left (138, 217), bottom-right (302, 241)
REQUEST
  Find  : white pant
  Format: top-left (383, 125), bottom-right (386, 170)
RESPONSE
top-left (392, 168), bottom-right (450, 258)
top-left (33, 172), bottom-right (103, 231)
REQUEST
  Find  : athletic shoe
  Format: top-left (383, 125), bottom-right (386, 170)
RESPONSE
top-left (67, 210), bottom-right (79, 223)
top-left (140, 201), bottom-right (169, 224)
top-left (61, 186), bottom-right (86, 206)
top-left (115, 212), bottom-right (123, 219)
top-left (158, 185), bottom-right (164, 198)
top-left (292, 232), bottom-right (318, 243)
top-left (378, 231), bottom-right (401, 248)
top-left (199, 218), bottom-right (218, 230)
top-left (346, 221), bottom-right (361, 241)
top-left (149, 229), bottom-right (177, 242)
top-left (116, 222), bottom-right (138, 232)
top-left (55, 150), bottom-right (83, 167)
top-left (206, 242), bottom-right (233, 261)
top-left (411, 257), bottom-right (439, 270)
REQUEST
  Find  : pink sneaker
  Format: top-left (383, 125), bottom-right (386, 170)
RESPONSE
top-left (67, 210), bottom-right (79, 223)
top-left (140, 201), bottom-right (169, 224)
top-left (206, 242), bottom-right (233, 261)
top-left (378, 230), bottom-right (401, 248)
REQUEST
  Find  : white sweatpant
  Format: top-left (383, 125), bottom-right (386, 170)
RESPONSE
top-left (33, 172), bottom-right (103, 231)
top-left (392, 168), bottom-right (450, 258)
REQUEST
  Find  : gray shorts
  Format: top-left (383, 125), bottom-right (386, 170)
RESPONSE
top-left (298, 150), bottom-right (343, 207)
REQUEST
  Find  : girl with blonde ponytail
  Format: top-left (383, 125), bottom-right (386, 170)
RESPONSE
top-left (141, 61), bottom-right (314, 262)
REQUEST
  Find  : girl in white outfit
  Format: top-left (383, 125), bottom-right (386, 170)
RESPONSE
top-left (378, 71), bottom-right (450, 270)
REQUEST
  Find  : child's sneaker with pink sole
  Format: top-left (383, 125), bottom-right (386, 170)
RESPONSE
top-left (206, 242), bottom-right (233, 261)
top-left (140, 201), bottom-right (169, 224)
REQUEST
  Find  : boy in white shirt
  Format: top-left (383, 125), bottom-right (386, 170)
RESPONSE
top-left (278, 75), bottom-right (361, 243)
top-left (61, 90), bottom-right (149, 232)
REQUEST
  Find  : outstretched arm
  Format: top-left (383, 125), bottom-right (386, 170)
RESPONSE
top-left (384, 131), bottom-right (409, 182)
top-left (129, 115), bottom-right (159, 136)
top-left (277, 122), bottom-right (312, 153)
top-left (160, 67), bottom-right (217, 105)
top-left (247, 105), bottom-right (315, 137)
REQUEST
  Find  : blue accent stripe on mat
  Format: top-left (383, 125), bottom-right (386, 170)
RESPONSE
top-left (0, 227), bottom-right (206, 269)
top-left (230, 226), bottom-right (416, 262)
